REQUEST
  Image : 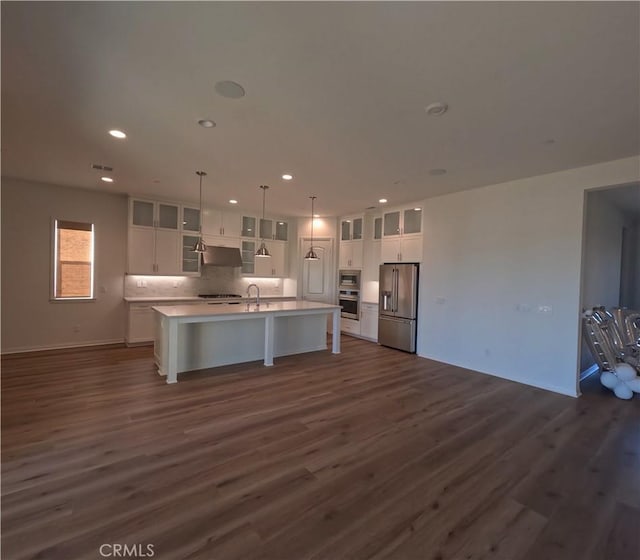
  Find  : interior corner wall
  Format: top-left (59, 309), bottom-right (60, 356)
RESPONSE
top-left (416, 156), bottom-right (640, 398)
top-left (582, 190), bottom-right (633, 310)
top-left (1, 177), bottom-right (128, 353)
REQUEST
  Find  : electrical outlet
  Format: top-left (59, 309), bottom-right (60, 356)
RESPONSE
top-left (538, 305), bottom-right (553, 314)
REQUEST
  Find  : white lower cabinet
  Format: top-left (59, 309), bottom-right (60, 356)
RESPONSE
top-left (360, 303), bottom-right (379, 341)
top-left (127, 304), bottom-right (156, 345)
top-left (126, 301), bottom-right (200, 345)
top-left (340, 317), bottom-right (361, 336)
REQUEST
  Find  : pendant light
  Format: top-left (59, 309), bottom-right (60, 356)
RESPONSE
top-left (255, 185), bottom-right (271, 258)
top-left (192, 171), bottom-right (207, 253)
top-left (304, 196), bottom-right (319, 260)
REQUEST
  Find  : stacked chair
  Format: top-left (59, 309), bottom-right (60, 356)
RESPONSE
top-left (582, 307), bottom-right (640, 399)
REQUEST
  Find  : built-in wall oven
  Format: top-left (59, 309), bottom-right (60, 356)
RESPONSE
top-left (339, 289), bottom-right (360, 320)
top-left (338, 270), bottom-right (361, 320)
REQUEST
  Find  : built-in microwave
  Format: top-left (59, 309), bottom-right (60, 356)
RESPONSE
top-left (339, 269), bottom-right (360, 290)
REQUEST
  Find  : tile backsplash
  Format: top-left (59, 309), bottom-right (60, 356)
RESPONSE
top-left (125, 267), bottom-right (294, 298)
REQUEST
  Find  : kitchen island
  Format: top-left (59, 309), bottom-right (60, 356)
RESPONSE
top-left (153, 300), bottom-right (341, 383)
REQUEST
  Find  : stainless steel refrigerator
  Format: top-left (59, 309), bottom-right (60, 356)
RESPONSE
top-left (378, 263), bottom-right (419, 352)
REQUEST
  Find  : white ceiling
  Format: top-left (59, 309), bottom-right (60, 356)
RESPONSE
top-left (2, 2), bottom-right (639, 218)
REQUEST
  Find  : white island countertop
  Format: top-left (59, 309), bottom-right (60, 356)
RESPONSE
top-left (152, 300), bottom-right (339, 318)
top-left (125, 295), bottom-right (297, 303)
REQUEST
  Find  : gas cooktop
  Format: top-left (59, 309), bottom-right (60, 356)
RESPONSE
top-left (198, 293), bottom-right (242, 299)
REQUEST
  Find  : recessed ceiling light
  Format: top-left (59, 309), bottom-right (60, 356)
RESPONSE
top-left (282, 174), bottom-right (293, 181)
top-left (108, 129), bottom-right (126, 139)
top-left (313, 214), bottom-right (320, 218)
top-left (425, 102), bottom-right (449, 116)
top-left (278, 222), bottom-right (285, 225)
top-left (414, 207), bottom-right (421, 211)
top-left (429, 168), bottom-right (447, 176)
top-left (214, 81), bottom-right (246, 99)
top-left (101, 177), bottom-right (114, 183)
top-left (229, 199), bottom-right (238, 204)
top-left (379, 198), bottom-right (388, 203)
top-left (198, 119), bottom-right (216, 128)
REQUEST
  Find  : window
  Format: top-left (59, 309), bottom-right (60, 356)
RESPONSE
top-left (53, 220), bottom-right (94, 299)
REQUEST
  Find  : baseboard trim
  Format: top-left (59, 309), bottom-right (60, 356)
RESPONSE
top-left (415, 351), bottom-right (579, 398)
top-left (1, 339), bottom-right (126, 357)
top-left (580, 363), bottom-right (600, 381)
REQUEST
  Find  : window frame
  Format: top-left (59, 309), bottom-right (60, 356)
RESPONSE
top-left (51, 218), bottom-right (96, 302)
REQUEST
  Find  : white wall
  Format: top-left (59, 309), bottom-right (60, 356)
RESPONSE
top-left (1, 177), bottom-right (128, 352)
top-left (417, 156), bottom-right (640, 397)
top-left (582, 190), bottom-right (634, 309)
top-left (635, 224), bottom-right (640, 308)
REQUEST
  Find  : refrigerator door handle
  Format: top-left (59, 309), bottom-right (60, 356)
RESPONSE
top-left (393, 268), bottom-right (399, 312)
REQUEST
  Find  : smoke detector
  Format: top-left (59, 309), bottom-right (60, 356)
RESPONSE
top-left (425, 102), bottom-right (449, 116)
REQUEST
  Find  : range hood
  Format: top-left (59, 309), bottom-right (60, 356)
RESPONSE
top-left (201, 246), bottom-right (243, 267)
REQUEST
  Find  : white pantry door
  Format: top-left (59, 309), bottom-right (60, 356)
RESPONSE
top-left (300, 238), bottom-right (334, 304)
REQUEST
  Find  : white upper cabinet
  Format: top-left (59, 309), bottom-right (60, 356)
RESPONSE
top-left (241, 239), bottom-right (287, 277)
top-left (382, 206), bottom-right (422, 237)
top-left (339, 215), bottom-right (364, 269)
top-left (341, 216), bottom-right (363, 241)
top-left (202, 207), bottom-right (241, 237)
top-left (128, 199), bottom-right (182, 275)
top-left (380, 204), bottom-right (423, 263)
top-left (182, 206), bottom-right (201, 233)
top-left (131, 199), bottom-right (180, 230)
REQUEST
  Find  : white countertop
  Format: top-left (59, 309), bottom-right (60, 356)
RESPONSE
top-left (125, 296), bottom-right (203, 302)
top-left (125, 295), bottom-right (297, 303)
top-left (153, 300), bottom-right (340, 318)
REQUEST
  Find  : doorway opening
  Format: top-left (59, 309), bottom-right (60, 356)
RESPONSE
top-left (579, 182), bottom-right (640, 390)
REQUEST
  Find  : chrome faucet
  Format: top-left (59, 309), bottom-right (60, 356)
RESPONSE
top-left (246, 283), bottom-right (260, 308)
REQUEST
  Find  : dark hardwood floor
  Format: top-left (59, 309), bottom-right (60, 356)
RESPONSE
top-left (2, 336), bottom-right (639, 560)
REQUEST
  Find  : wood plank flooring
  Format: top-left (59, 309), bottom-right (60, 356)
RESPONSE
top-left (2, 336), bottom-right (638, 560)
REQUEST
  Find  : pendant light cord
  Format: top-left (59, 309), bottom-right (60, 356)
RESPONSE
top-left (310, 196), bottom-right (316, 248)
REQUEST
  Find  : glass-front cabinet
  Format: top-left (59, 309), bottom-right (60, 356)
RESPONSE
top-left (244, 216), bottom-right (288, 241)
top-left (241, 216), bottom-right (256, 237)
top-left (383, 211), bottom-right (401, 237)
top-left (382, 206), bottom-right (422, 237)
top-left (182, 235), bottom-right (200, 274)
top-left (240, 240), bottom-right (254, 274)
top-left (182, 207), bottom-right (200, 233)
top-left (403, 208), bottom-right (422, 234)
top-left (374, 216), bottom-right (382, 240)
top-left (341, 216), bottom-right (363, 241)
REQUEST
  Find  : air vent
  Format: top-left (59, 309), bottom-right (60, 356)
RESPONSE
top-left (91, 164), bottom-right (113, 171)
